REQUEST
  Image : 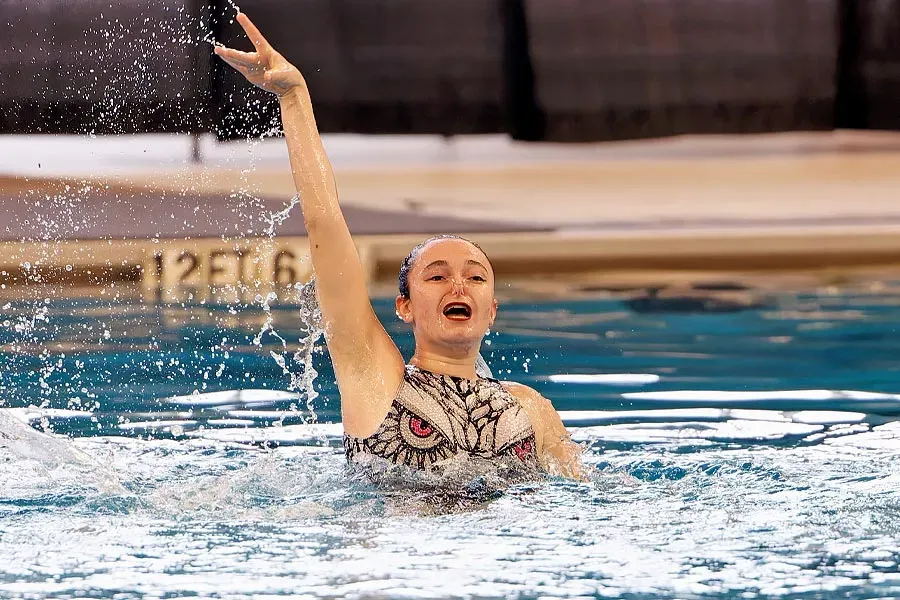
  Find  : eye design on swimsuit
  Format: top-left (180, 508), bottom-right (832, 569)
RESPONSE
top-left (496, 433), bottom-right (538, 466)
top-left (345, 367), bottom-right (541, 471)
top-left (344, 402), bottom-right (457, 470)
top-left (513, 439), bottom-right (534, 462)
top-left (408, 415), bottom-right (434, 438)
top-left (399, 410), bottom-right (445, 450)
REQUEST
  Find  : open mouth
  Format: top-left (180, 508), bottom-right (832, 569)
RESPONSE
top-left (442, 302), bottom-right (472, 321)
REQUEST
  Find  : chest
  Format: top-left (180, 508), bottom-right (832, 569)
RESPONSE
top-left (344, 373), bottom-right (537, 470)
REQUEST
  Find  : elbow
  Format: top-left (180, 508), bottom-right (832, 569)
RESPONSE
top-left (302, 207), bottom-right (343, 236)
top-left (303, 213), bottom-right (323, 234)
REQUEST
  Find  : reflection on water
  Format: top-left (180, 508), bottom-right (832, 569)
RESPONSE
top-left (2, 280), bottom-right (900, 599)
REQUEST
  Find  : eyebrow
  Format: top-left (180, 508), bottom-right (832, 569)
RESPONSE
top-left (422, 260), bottom-right (450, 270)
top-left (422, 260), bottom-right (489, 271)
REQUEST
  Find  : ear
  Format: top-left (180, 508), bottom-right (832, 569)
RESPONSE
top-left (489, 297), bottom-right (498, 327)
top-left (395, 294), bottom-right (413, 323)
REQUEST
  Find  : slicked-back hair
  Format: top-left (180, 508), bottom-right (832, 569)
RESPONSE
top-left (398, 235), bottom-right (493, 299)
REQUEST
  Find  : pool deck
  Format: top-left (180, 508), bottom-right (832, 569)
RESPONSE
top-left (2, 131), bottom-right (900, 291)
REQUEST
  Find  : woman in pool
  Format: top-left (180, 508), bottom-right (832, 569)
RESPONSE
top-left (215, 13), bottom-right (584, 479)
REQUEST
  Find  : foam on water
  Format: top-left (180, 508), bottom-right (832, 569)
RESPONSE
top-left (3, 422), bottom-right (900, 599)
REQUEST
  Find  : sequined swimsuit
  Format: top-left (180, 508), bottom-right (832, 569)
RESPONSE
top-left (343, 366), bottom-right (538, 470)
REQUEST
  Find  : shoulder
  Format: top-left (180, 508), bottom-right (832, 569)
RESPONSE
top-left (500, 381), bottom-right (546, 450)
top-left (500, 380), bottom-right (575, 470)
top-left (500, 381), bottom-right (562, 440)
top-left (501, 381), bottom-right (555, 414)
top-left (502, 380), bottom-right (586, 479)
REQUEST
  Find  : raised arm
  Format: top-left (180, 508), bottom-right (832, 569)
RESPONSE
top-left (215, 13), bottom-right (404, 436)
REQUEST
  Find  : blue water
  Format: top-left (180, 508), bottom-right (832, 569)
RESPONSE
top-left (2, 280), bottom-right (900, 599)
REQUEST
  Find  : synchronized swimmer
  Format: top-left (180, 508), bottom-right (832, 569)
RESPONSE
top-left (215, 12), bottom-right (584, 479)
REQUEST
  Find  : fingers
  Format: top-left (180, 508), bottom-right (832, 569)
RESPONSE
top-left (236, 12), bottom-right (271, 54)
top-left (214, 45), bottom-right (260, 68)
top-left (218, 54), bottom-right (252, 76)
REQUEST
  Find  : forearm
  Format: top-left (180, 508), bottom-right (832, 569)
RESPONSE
top-left (278, 85), bottom-right (342, 231)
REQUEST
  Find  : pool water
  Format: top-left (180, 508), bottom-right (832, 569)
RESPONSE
top-left (2, 280), bottom-right (900, 599)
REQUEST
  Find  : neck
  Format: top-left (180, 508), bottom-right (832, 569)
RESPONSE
top-left (410, 350), bottom-right (479, 380)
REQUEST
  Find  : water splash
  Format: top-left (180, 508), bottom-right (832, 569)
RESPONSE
top-left (10, 301), bottom-right (48, 335)
top-left (252, 291), bottom-right (288, 348)
top-left (0, 410), bottom-right (125, 494)
top-left (252, 279), bottom-right (324, 425)
top-left (291, 278), bottom-right (325, 422)
top-left (264, 194), bottom-right (301, 237)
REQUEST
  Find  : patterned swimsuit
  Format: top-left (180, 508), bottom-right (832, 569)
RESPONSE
top-left (343, 365), bottom-right (539, 470)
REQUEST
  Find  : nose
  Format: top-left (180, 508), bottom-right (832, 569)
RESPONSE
top-left (450, 277), bottom-right (465, 295)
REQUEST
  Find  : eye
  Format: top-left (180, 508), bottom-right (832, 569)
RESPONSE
top-left (427, 274), bottom-right (445, 281)
top-left (470, 275), bottom-right (487, 282)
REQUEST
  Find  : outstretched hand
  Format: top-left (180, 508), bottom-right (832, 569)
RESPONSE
top-left (214, 12), bottom-right (305, 97)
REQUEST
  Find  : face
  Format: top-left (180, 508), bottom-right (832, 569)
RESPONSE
top-left (395, 239), bottom-right (498, 353)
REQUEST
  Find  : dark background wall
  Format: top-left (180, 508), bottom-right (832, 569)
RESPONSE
top-left (835, 0), bottom-right (900, 131)
top-left (521, 0), bottom-right (838, 142)
top-left (1, 0), bottom-right (899, 142)
top-left (0, 0), bottom-right (212, 135)
top-left (211, 0), bottom-right (508, 139)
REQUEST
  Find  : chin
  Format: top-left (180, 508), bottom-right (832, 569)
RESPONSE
top-left (435, 328), bottom-right (485, 349)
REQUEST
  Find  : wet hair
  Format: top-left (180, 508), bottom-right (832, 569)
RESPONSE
top-left (398, 235), bottom-right (493, 299)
